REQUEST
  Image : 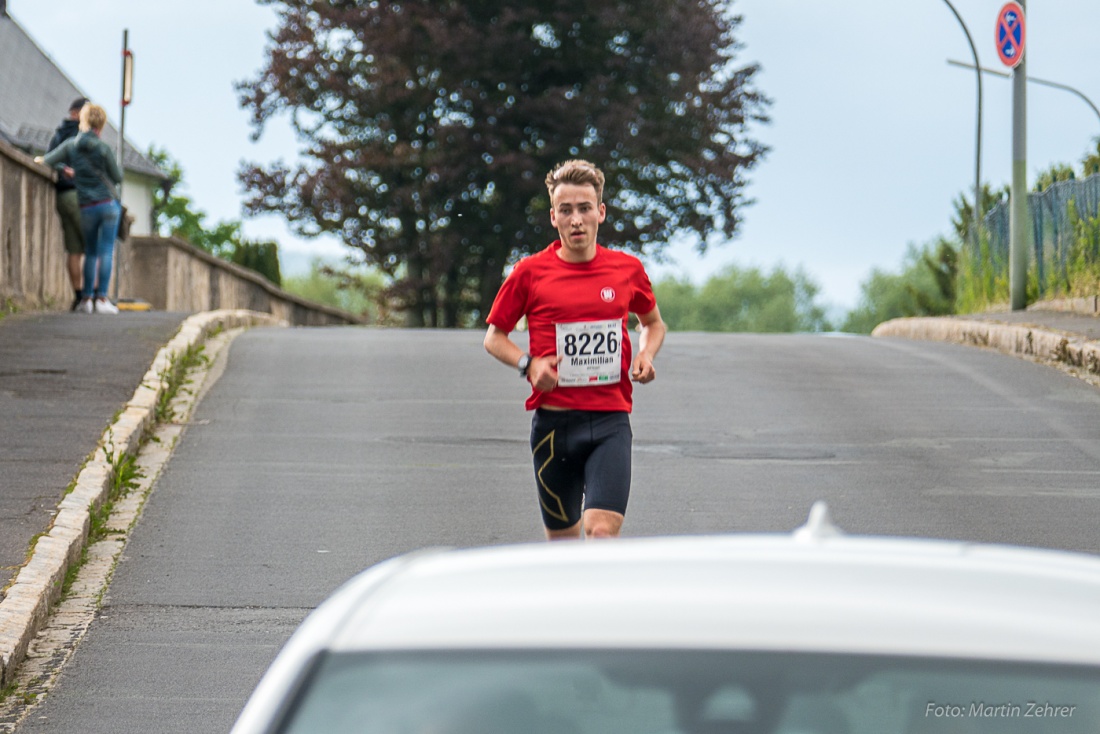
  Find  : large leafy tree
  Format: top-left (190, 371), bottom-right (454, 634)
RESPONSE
top-left (238, 1), bottom-right (769, 326)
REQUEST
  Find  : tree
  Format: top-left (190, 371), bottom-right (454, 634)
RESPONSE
top-left (654, 264), bottom-right (830, 333)
top-left (950, 182), bottom-right (1007, 245)
top-left (1033, 163), bottom-right (1076, 192)
top-left (229, 240), bottom-right (282, 286)
top-left (282, 258), bottom-right (397, 323)
top-left (238, 1), bottom-right (769, 326)
top-left (1081, 137), bottom-right (1100, 176)
top-left (842, 239), bottom-right (957, 334)
top-left (149, 146), bottom-right (282, 285)
top-left (149, 147), bottom-right (244, 255)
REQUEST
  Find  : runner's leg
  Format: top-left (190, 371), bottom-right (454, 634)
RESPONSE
top-left (581, 412), bottom-right (632, 538)
top-left (530, 410), bottom-right (585, 540)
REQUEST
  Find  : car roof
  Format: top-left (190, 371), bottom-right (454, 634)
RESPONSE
top-left (308, 504), bottom-right (1100, 665)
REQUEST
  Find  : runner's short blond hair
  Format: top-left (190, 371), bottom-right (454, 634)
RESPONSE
top-left (545, 159), bottom-right (605, 204)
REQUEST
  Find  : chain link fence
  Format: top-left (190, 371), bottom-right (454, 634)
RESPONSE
top-left (982, 173), bottom-right (1100, 296)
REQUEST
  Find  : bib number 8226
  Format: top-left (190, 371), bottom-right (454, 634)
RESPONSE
top-left (562, 329), bottom-right (619, 357)
top-left (555, 320), bottom-right (622, 386)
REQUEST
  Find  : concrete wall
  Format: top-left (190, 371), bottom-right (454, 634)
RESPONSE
top-left (122, 235), bottom-right (358, 326)
top-left (0, 138), bottom-right (69, 308)
top-left (0, 138), bottom-right (359, 325)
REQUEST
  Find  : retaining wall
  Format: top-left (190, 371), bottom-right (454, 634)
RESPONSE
top-left (0, 138), bottom-right (358, 325)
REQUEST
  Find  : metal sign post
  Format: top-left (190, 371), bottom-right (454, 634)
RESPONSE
top-left (996, 2), bottom-right (1027, 310)
top-left (114, 30), bottom-right (133, 302)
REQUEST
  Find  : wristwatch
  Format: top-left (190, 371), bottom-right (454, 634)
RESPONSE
top-left (517, 354), bottom-right (532, 378)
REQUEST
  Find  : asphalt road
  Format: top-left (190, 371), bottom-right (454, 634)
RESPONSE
top-left (12, 327), bottom-right (1100, 732)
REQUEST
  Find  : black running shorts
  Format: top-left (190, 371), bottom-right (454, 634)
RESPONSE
top-left (529, 409), bottom-right (632, 530)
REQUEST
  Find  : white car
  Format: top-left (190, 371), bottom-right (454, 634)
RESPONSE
top-left (232, 503), bottom-right (1100, 733)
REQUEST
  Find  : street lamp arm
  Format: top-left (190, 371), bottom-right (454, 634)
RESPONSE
top-left (948, 59), bottom-right (1100, 130)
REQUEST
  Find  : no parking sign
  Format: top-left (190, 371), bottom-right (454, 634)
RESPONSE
top-left (995, 2), bottom-right (1026, 67)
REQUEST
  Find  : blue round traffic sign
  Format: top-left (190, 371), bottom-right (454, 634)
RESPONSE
top-left (995, 2), bottom-right (1026, 68)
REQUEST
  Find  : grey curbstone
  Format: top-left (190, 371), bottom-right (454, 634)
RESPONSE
top-left (1029, 296), bottom-right (1099, 316)
top-left (871, 317), bottom-right (1100, 376)
top-left (0, 309), bottom-right (287, 689)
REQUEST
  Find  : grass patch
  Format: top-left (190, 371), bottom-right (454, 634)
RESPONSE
top-left (0, 679), bottom-right (37, 706)
top-left (0, 297), bottom-right (19, 321)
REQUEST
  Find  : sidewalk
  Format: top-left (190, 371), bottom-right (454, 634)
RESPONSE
top-left (0, 311), bottom-right (190, 595)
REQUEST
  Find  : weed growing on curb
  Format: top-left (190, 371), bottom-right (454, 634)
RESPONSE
top-left (0, 681), bottom-right (19, 705)
top-left (59, 546), bottom-right (86, 600)
top-left (90, 447), bottom-right (143, 545)
top-left (155, 344), bottom-right (207, 423)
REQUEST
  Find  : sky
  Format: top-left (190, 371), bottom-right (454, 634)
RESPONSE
top-left (10, 1), bottom-right (1100, 315)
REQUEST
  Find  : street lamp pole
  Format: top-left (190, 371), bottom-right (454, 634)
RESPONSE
top-left (941, 0), bottom-right (983, 257)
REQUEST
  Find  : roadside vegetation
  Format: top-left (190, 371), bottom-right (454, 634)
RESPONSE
top-left (147, 147), bottom-right (282, 287)
top-left (281, 260), bottom-right (403, 326)
top-left (655, 265), bottom-right (830, 333)
top-left (266, 137), bottom-right (1100, 334)
top-left (137, 0), bottom-right (1100, 334)
top-left (844, 138), bottom-right (1100, 333)
top-left (161, 136), bottom-right (1100, 334)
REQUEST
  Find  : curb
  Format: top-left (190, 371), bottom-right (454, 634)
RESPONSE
top-left (0, 310), bottom-right (285, 689)
top-left (871, 317), bottom-right (1100, 376)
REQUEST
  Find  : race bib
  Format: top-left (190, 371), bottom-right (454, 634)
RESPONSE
top-left (555, 320), bottom-right (622, 387)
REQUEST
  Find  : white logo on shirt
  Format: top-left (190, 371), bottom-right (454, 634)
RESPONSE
top-left (600, 287), bottom-right (616, 303)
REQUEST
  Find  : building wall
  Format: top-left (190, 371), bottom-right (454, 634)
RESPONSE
top-left (122, 172), bottom-right (157, 237)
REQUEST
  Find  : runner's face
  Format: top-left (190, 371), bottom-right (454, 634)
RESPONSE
top-left (550, 183), bottom-right (606, 262)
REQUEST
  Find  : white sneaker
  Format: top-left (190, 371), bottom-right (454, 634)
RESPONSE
top-left (77, 298), bottom-right (94, 314)
top-left (94, 297), bottom-right (119, 314)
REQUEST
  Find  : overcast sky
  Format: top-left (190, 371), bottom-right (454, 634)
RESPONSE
top-left (12, 0), bottom-right (1100, 313)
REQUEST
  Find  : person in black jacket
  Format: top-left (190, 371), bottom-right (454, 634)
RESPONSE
top-left (46, 98), bottom-right (87, 310)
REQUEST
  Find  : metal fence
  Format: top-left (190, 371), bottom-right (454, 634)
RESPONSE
top-left (983, 173), bottom-right (1100, 295)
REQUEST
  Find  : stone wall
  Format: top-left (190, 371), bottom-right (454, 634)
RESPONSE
top-left (0, 138), bottom-right (69, 308)
top-left (123, 236), bottom-right (358, 326)
top-left (0, 138), bottom-right (359, 325)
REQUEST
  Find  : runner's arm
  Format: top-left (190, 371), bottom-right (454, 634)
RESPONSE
top-left (484, 324), bottom-right (526, 370)
top-left (631, 306), bottom-right (666, 383)
top-left (484, 324), bottom-right (560, 391)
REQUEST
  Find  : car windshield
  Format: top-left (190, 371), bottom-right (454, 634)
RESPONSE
top-left (276, 650), bottom-right (1100, 734)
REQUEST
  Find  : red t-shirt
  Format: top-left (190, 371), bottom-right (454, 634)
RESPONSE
top-left (486, 241), bottom-right (657, 412)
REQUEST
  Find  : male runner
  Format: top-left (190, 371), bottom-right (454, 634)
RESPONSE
top-left (484, 159), bottom-right (666, 540)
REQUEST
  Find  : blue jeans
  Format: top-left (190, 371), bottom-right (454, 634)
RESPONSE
top-left (80, 200), bottom-right (120, 299)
